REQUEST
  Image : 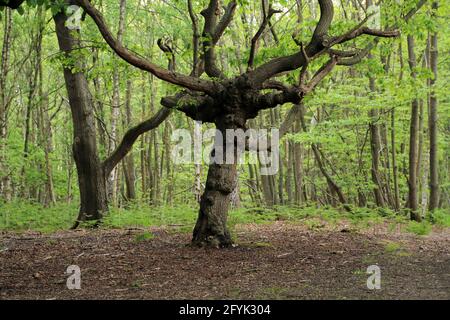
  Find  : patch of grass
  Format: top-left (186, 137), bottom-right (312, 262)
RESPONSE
top-left (345, 207), bottom-right (390, 229)
top-left (0, 201), bottom-right (78, 233)
top-left (226, 288), bottom-right (242, 299)
top-left (130, 280), bottom-right (144, 288)
top-left (428, 209), bottom-right (450, 228)
top-left (304, 218), bottom-right (326, 231)
top-left (45, 239), bottom-right (58, 246)
top-left (361, 254), bottom-right (378, 265)
top-left (1, 200), bottom-right (447, 238)
top-left (134, 232), bottom-right (154, 243)
top-left (382, 240), bottom-right (411, 257)
top-left (104, 204), bottom-right (197, 229)
top-left (257, 286), bottom-right (291, 300)
top-left (406, 221), bottom-right (432, 236)
top-left (384, 241), bottom-right (402, 253)
top-left (167, 225), bottom-right (193, 234)
top-left (352, 269), bottom-right (365, 276)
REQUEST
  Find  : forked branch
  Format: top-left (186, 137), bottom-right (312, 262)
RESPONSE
top-left (247, 3), bottom-right (281, 70)
top-left (75, 0), bottom-right (217, 94)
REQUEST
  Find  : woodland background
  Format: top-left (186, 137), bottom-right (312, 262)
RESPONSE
top-left (0, 0), bottom-right (448, 234)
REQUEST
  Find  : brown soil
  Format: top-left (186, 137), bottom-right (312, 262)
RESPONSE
top-left (1, 221), bottom-right (449, 300)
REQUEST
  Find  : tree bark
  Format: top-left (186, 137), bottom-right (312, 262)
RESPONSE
top-left (407, 35), bottom-right (421, 221)
top-left (108, 0), bottom-right (127, 205)
top-left (122, 79), bottom-right (136, 201)
top-left (54, 11), bottom-right (108, 225)
top-left (368, 78), bottom-right (385, 207)
top-left (0, 7), bottom-right (12, 201)
top-left (428, 1), bottom-right (439, 211)
top-left (391, 108), bottom-right (400, 211)
top-left (192, 114), bottom-right (245, 247)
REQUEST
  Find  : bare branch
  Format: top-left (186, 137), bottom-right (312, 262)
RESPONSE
top-left (247, 4), bottom-right (281, 70)
top-left (336, 46), bottom-right (373, 66)
top-left (247, 0), bottom-right (334, 85)
top-left (161, 92), bottom-right (216, 122)
top-left (261, 80), bottom-right (290, 92)
top-left (312, 0), bottom-right (334, 41)
top-left (300, 56), bottom-right (338, 93)
top-left (201, 0), bottom-right (225, 79)
top-left (335, 0), bottom-right (428, 67)
top-left (103, 108), bottom-right (172, 176)
top-left (328, 48), bottom-right (359, 57)
top-left (190, 1), bottom-right (237, 77)
top-left (213, 1), bottom-right (238, 44)
top-left (328, 26), bottom-right (399, 47)
top-left (102, 32), bottom-right (180, 176)
top-left (298, 42), bottom-right (310, 87)
top-left (187, 0), bottom-right (200, 76)
top-left (255, 87), bottom-right (301, 112)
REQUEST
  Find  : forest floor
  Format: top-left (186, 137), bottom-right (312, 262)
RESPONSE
top-left (1, 220), bottom-right (449, 300)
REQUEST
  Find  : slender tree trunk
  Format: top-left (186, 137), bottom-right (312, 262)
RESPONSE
top-left (21, 31), bottom-right (39, 197)
top-left (391, 108), bottom-right (400, 211)
top-left (0, 7), bottom-right (12, 201)
top-left (293, 119), bottom-right (305, 204)
top-left (407, 35), bottom-right (421, 221)
top-left (368, 76), bottom-right (385, 207)
top-left (139, 73), bottom-right (148, 198)
top-left (193, 120), bottom-right (202, 203)
top-left (230, 170), bottom-right (241, 209)
top-left (122, 79), bottom-right (136, 201)
top-left (299, 104), bottom-right (350, 211)
top-left (285, 139), bottom-right (293, 204)
top-left (109, 0), bottom-right (127, 205)
top-left (37, 9), bottom-right (56, 206)
top-left (428, 1), bottom-right (439, 211)
top-left (54, 10), bottom-right (108, 226)
top-left (163, 119), bottom-right (174, 205)
top-left (92, 49), bottom-right (107, 151)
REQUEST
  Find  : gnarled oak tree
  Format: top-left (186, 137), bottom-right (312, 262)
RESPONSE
top-left (0, 0), bottom-right (428, 247)
top-left (75, 0), bottom-right (423, 247)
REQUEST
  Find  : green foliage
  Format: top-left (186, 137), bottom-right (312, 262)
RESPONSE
top-left (0, 0), bottom-right (448, 241)
top-left (3, 200), bottom-right (448, 240)
top-left (428, 209), bottom-right (450, 228)
top-left (0, 201), bottom-right (78, 233)
top-left (103, 204), bottom-right (198, 229)
top-left (134, 231), bottom-right (154, 243)
top-left (383, 240), bottom-right (411, 257)
top-left (406, 221), bottom-right (433, 236)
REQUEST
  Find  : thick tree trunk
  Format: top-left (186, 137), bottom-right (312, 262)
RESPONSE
top-left (54, 10), bottom-right (108, 225)
top-left (192, 115), bottom-right (244, 247)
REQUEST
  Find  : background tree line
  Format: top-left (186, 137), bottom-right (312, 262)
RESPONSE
top-left (0, 0), bottom-right (447, 238)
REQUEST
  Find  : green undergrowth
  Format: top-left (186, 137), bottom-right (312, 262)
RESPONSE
top-left (1, 200), bottom-right (448, 236)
